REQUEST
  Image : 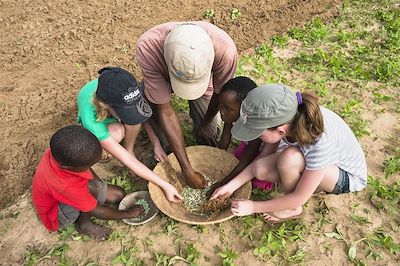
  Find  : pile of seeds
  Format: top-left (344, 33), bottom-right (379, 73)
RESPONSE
top-left (129, 198), bottom-right (150, 222)
top-left (182, 175), bottom-right (228, 215)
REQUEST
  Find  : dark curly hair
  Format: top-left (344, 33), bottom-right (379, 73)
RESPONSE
top-left (50, 125), bottom-right (102, 168)
top-left (221, 76), bottom-right (257, 101)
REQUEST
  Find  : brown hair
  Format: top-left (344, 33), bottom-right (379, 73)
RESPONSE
top-left (289, 92), bottom-right (324, 145)
top-left (93, 97), bottom-right (109, 121)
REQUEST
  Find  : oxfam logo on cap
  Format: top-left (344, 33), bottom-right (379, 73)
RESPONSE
top-left (122, 87), bottom-right (141, 104)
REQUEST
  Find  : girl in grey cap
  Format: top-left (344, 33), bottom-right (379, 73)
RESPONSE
top-left (210, 84), bottom-right (367, 223)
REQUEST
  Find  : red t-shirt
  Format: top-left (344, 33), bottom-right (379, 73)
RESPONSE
top-left (31, 149), bottom-right (97, 231)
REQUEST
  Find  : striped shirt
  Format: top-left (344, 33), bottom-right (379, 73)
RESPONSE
top-left (279, 107), bottom-right (367, 191)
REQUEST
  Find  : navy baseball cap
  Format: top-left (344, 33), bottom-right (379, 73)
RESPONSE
top-left (96, 67), bottom-right (152, 125)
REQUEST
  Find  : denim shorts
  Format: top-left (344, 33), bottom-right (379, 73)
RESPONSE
top-left (58, 179), bottom-right (107, 230)
top-left (330, 168), bottom-right (350, 195)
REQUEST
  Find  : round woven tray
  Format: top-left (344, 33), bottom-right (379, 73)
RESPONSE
top-left (118, 191), bottom-right (158, 225)
top-left (149, 145), bottom-right (252, 225)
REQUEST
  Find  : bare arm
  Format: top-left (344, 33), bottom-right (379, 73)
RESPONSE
top-left (201, 92), bottom-right (220, 126)
top-left (218, 123), bottom-right (232, 150)
top-left (210, 142), bottom-right (279, 199)
top-left (100, 136), bottom-right (183, 202)
top-left (87, 204), bottom-right (142, 220)
top-left (155, 101), bottom-right (206, 188)
top-left (217, 139), bottom-right (262, 186)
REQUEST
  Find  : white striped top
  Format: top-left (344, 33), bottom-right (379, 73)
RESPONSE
top-left (279, 106), bottom-right (367, 191)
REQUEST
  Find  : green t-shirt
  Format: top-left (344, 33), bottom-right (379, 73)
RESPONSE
top-left (77, 79), bottom-right (118, 141)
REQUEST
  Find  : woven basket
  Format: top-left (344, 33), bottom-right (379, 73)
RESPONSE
top-left (149, 145), bottom-right (252, 225)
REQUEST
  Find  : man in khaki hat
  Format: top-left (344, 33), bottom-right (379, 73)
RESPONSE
top-left (136, 22), bottom-right (237, 188)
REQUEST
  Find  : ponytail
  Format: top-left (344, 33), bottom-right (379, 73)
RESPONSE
top-left (93, 97), bottom-right (109, 122)
top-left (290, 92), bottom-right (323, 145)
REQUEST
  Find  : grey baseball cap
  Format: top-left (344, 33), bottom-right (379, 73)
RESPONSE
top-left (231, 84), bottom-right (298, 141)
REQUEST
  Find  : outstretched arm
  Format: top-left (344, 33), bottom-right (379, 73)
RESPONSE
top-left (155, 101), bottom-right (207, 188)
top-left (100, 137), bottom-right (183, 203)
top-left (213, 139), bottom-right (262, 189)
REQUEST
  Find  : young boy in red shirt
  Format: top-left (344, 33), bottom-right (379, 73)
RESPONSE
top-left (32, 125), bottom-right (142, 240)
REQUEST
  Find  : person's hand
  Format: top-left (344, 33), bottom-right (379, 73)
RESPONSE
top-left (210, 183), bottom-right (234, 200)
top-left (196, 123), bottom-right (218, 147)
top-left (162, 183), bottom-right (184, 203)
top-left (186, 171), bottom-right (207, 189)
top-left (126, 205), bottom-right (144, 218)
top-left (206, 181), bottom-right (224, 198)
top-left (231, 199), bottom-right (255, 216)
top-left (154, 143), bottom-right (168, 162)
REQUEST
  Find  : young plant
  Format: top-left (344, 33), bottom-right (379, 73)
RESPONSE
top-left (180, 242), bottom-right (201, 266)
top-left (112, 240), bottom-right (143, 266)
top-left (154, 252), bottom-right (188, 266)
top-left (218, 246), bottom-right (240, 266)
top-left (230, 8), bottom-right (241, 22)
top-left (164, 218), bottom-right (178, 236)
top-left (271, 35), bottom-right (288, 48)
top-left (203, 9), bottom-right (215, 19)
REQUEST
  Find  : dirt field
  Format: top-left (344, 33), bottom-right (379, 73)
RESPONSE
top-left (10, 0), bottom-right (400, 265)
top-left (0, 0), bottom-right (341, 208)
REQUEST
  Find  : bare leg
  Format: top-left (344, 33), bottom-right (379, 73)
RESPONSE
top-left (104, 184), bottom-right (125, 205)
top-left (251, 152), bottom-right (281, 183)
top-left (75, 212), bottom-right (111, 240)
top-left (76, 180), bottom-right (123, 239)
top-left (263, 148), bottom-right (340, 222)
top-left (121, 124), bottom-right (141, 156)
top-left (263, 147), bottom-right (305, 222)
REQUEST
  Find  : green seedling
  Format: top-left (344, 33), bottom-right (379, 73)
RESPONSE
top-left (24, 247), bottom-right (41, 266)
top-left (239, 215), bottom-right (257, 240)
top-left (164, 218), bottom-right (178, 236)
top-left (109, 175), bottom-right (135, 193)
top-left (218, 246), bottom-right (239, 266)
top-left (373, 92), bottom-right (392, 105)
top-left (108, 230), bottom-right (126, 242)
top-left (203, 9), bottom-right (215, 19)
top-left (112, 240), bottom-right (142, 266)
top-left (366, 230), bottom-right (400, 256)
top-left (350, 205), bottom-right (371, 225)
top-left (286, 246), bottom-right (307, 263)
top-left (271, 35), bottom-right (288, 48)
top-left (182, 124), bottom-right (196, 146)
top-left (368, 176), bottom-right (400, 214)
top-left (314, 199), bottom-right (332, 228)
top-left (180, 242), bottom-right (201, 266)
top-left (325, 226), bottom-right (367, 263)
top-left (384, 155), bottom-right (400, 179)
top-left (154, 252), bottom-right (188, 266)
top-left (58, 224), bottom-right (89, 241)
top-left (28, 244), bottom-right (72, 265)
top-left (194, 224), bottom-right (208, 234)
top-left (230, 8), bottom-right (241, 22)
top-left (171, 95), bottom-right (189, 112)
top-left (116, 43), bottom-right (129, 54)
top-left (253, 221), bottom-right (306, 261)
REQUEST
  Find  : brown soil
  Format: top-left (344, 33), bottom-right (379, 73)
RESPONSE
top-left (0, 0), bottom-right (341, 209)
top-left (0, 0), bottom-right (349, 265)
